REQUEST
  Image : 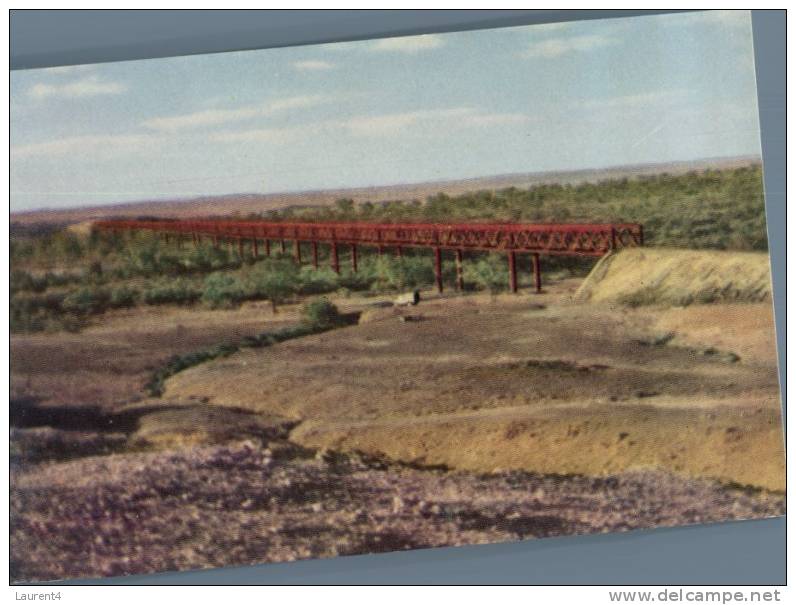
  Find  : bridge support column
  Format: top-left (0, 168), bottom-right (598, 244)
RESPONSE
top-left (350, 243), bottom-right (358, 272)
top-left (532, 253), bottom-right (541, 293)
top-left (212, 235), bottom-right (219, 249)
top-left (312, 241), bottom-right (319, 268)
top-left (294, 240), bottom-right (302, 264)
top-left (280, 240), bottom-right (286, 255)
top-left (331, 243), bottom-right (340, 274)
top-left (396, 246), bottom-right (403, 260)
top-left (252, 238), bottom-right (258, 258)
top-left (455, 249), bottom-right (464, 291)
top-left (434, 247), bottom-right (443, 294)
top-left (164, 233), bottom-right (170, 245)
top-left (192, 232), bottom-right (198, 247)
top-left (264, 240), bottom-right (271, 257)
top-left (238, 238), bottom-right (245, 259)
top-left (508, 251), bottom-right (517, 293)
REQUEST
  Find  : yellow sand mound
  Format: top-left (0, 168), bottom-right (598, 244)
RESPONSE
top-left (574, 248), bottom-right (772, 307)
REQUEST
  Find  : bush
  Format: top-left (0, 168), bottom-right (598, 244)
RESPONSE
top-left (301, 298), bottom-right (343, 329)
top-left (465, 258), bottom-right (508, 294)
top-left (142, 279), bottom-right (201, 305)
top-left (185, 245), bottom-right (237, 273)
top-left (61, 287), bottom-right (111, 315)
top-left (245, 260), bottom-right (300, 312)
top-left (109, 285), bottom-right (139, 308)
top-left (201, 273), bottom-right (250, 309)
top-left (296, 266), bottom-right (340, 295)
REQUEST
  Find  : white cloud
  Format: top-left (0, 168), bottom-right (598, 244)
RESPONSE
top-left (345, 107), bottom-right (531, 135)
top-left (212, 107), bottom-right (531, 143)
top-left (293, 60), bottom-right (335, 71)
top-left (578, 89), bottom-right (688, 110)
top-left (462, 112), bottom-right (530, 127)
top-left (211, 126), bottom-right (305, 144)
top-left (12, 134), bottom-right (157, 159)
top-left (370, 34), bottom-right (445, 54)
top-left (522, 34), bottom-right (616, 59)
top-left (142, 95), bottom-right (331, 132)
top-left (28, 75), bottom-right (126, 100)
top-left (665, 10), bottom-right (750, 29)
top-left (344, 107), bottom-right (472, 136)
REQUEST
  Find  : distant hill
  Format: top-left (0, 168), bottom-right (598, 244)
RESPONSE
top-left (11, 156), bottom-right (760, 226)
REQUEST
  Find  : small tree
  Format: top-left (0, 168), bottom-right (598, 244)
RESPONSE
top-left (247, 260), bottom-right (300, 313)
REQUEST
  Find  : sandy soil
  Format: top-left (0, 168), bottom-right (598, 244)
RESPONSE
top-left (164, 285), bottom-right (785, 490)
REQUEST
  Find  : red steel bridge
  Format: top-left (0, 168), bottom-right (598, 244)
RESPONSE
top-left (94, 219), bottom-right (644, 294)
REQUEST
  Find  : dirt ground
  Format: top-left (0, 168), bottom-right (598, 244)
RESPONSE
top-left (164, 282), bottom-right (785, 491)
top-left (10, 302), bottom-right (297, 409)
top-left (9, 277), bottom-right (786, 582)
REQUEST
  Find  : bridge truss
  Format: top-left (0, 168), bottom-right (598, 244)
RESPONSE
top-left (95, 219), bottom-right (644, 293)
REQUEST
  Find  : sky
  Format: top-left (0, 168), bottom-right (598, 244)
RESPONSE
top-left (10, 10), bottom-right (762, 213)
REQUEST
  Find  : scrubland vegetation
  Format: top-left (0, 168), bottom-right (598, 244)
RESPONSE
top-left (262, 164), bottom-right (768, 251)
top-left (10, 164), bottom-right (766, 333)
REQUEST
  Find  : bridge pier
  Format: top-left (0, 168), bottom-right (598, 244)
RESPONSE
top-left (434, 247), bottom-right (443, 294)
top-left (264, 239), bottom-right (271, 257)
top-left (312, 241), bottom-right (319, 268)
top-left (238, 238), bottom-right (245, 259)
top-left (351, 243), bottom-right (358, 272)
top-left (252, 238), bottom-right (258, 258)
top-left (508, 251), bottom-right (518, 293)
top-left (396, 246), bottom-right (403, 260)
top-left (532, 253), bottom-right (541, 293)
top-left (331, 242), bottom-right (340, 274)
top-left (455, 249), bottom-right (464, 291)
top-left (294, 240), bottom-right (302, 264)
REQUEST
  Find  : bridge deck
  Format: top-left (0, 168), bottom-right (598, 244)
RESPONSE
top-left (95, 219), bottom-right (643, 293)
top-left (95, 219), bottom-right (643, 256)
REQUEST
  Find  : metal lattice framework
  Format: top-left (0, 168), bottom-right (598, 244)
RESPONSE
top-left (94, 219), bottom-right (643, 293)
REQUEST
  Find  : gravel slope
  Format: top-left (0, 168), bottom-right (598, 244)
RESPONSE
top-left (11, 440), bottom-right (784, 583)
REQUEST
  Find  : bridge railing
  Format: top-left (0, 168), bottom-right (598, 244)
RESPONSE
top-left (94, 219), bottom-right (643, 256)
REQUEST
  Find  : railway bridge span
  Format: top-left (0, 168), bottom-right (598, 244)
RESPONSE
top-left (94, 219), bottom-right (644, 293)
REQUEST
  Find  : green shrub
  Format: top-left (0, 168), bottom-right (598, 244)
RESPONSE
top-left (61, 287), bottom-right (111, 315)
top-left (201, 272), bottom-right (250, 308)
top-left (109, 285), bottom-right (139, 308)
top-left (10, 270), bottom-right (47, 294)
top-left (301, 298), bottom-right (344, 329)
top-left (465, 258), bottom-right (508, 294)
top-left (142, 280), bottom-right (201, 305)
top-left (245, 259), bottom-right (300, 312)
top-left (296, 266), bottom-right (340, 295)
top-left (145, 343), bottom-right (238, 396)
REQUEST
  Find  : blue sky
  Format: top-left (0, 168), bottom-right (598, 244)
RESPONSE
top-left (10, 10), bottom-right (761, 212)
